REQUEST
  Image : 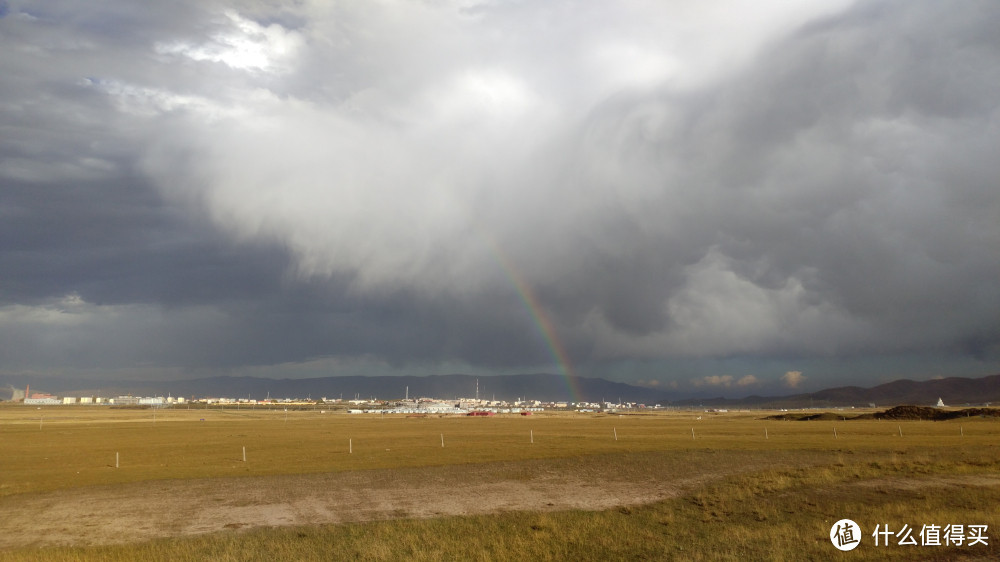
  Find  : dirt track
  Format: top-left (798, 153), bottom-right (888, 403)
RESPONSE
top-left (0, 457), bottom-right (714, 549)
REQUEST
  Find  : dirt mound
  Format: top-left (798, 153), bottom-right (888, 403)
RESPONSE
top-left (875, 405), bottom-right (942, 420)
top-left (762, 412), bottom-right (860, 421)
top-left (763, 407), bottom-right (999, 421)
top-left (803, 413), bottom-right (850, 421)
top-left (874, 406), bottom-right (1000, 421)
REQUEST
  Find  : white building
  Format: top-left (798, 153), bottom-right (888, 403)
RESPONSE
top-left (24, 397), bottom-right (61, 405)
top-left (420, 402), bottom-right (467, 414)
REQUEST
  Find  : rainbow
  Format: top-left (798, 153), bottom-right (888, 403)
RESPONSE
top-left (488, 241), bottom-right (582, 403)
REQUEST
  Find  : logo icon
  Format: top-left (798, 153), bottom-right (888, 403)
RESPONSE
top-left (831, 519), bottom-right (862, 551)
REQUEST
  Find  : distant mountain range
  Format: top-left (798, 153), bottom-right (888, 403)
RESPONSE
top-left (3, 372), bottom-right (998, 408)
top-left (673, 374), bottom-right (1000, 408)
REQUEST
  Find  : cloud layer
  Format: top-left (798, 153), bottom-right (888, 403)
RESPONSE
top-left (1, 0), bottom-right (998, 393)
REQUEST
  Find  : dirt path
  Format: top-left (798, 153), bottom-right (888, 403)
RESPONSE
top-left (0, 457), bottom-right (717, 549)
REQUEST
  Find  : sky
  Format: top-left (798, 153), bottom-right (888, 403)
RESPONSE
top-left (1, 0), bottom-right (998, 397)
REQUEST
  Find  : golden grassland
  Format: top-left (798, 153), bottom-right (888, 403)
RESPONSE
top-left (1, 405), bottom-right (998, 560)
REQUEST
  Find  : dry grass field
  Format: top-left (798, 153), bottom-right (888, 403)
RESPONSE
top-left (0, 404), bottom-right (998, 560)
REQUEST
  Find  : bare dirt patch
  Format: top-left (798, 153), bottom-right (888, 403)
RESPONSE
top-left (852, 473), bottom-right (1000, 492)
top-left (0, 452), bottom-right (777, 549)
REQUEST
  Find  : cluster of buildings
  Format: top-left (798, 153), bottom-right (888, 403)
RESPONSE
top-left (22, 391), bottom-right (186, 407)
top-left (9, 385), bottom-right (659, 412)
top-left (347, 398), bottom-right (547, 415)
top-left (342, 397), bottom-right (656, 414)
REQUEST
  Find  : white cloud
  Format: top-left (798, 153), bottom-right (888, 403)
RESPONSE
top-left (695, 375), bottom-right (734, 387)
top-left (782, 371), bottom-right (805, 388)
top-left (584, 248), bottom-right (869, 360)
top-left (695, 374), bottom-right (761, 387)
top-left (155, 11), bottom-right (303, 72)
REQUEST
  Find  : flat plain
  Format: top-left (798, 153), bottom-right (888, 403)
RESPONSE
top-left (0, 404), bottom-right (997, 560)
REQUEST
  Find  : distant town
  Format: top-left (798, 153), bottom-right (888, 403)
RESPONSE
top-left (9, 385), bottom-right (660, 414)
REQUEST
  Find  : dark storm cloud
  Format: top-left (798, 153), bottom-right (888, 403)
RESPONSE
top-left (516, 0), bottom-right (1000, 368)
top-left (1, 0), bottom-right (997, 388)
top-left (0, 172), bottom-right (294, 306)
top-left (698, 0), bottom-right (1000, 354)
